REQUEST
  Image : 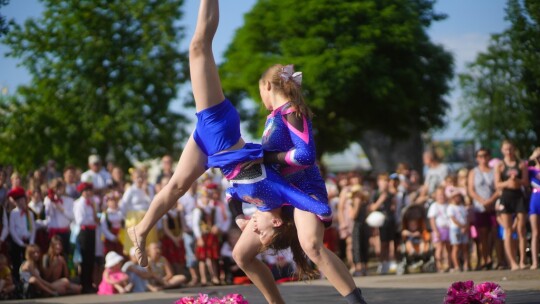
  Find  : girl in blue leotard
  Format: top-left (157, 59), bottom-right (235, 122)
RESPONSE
top-left (232, 64), bottom-right (366, 304)
top-left (127, 0), bottom-right (337, 287)
top-left (529, 147), bottom-right (540, 269)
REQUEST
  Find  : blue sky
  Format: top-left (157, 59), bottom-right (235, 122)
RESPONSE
top-left (0, 0), bottom-right (509, 139)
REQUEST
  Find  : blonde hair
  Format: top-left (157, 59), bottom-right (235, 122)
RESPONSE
top-left (261, 64), bottom-right (312, 119)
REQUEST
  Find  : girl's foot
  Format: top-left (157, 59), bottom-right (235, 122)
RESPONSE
top-left (510, 264), bottom-right (520, 271)
top-left (530, 264), bottom-right (538, 270)
top-left (127, 226), bottom-right (148, 267)
top-left (519, 263), bottom-right (530, 270)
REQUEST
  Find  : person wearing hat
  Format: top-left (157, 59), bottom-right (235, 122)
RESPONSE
top-left (121, 247), bottom-right (161, 292)
top-left (528, 147), bottom-right (540, 270)
top-left (97, 251), bottom-right (132, 295)
top-left (81, 154), bottom-right (112, 196)
top-left (73, 182), bottom-right (98, 293)
top-left (7, 187), bottom-right (35, 284)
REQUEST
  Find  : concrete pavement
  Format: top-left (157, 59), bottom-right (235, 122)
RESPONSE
top-left (4, 269), bottom-right (539, 304)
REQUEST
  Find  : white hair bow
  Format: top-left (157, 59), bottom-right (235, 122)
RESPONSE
top-left (280, 64), bottom-right (302, 86)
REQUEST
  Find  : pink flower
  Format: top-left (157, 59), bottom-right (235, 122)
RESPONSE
top-left (444, 281), bottom-right (478, 304)
top-left (175, 296), bottom-right (195, 304)
top-left (176, 293), bottom-right (248, 304)
top-left (475, 282), bottom-right (506, 304)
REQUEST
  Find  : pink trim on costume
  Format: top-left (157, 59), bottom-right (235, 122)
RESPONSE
top-left (281, 107), bottom-right (296, 115)
top-left (285, 150), bottom-right (297, 166)
top-left (282, 115), bottom-right (309, 144)
top-left (225, 164), bottom-right (243, 180)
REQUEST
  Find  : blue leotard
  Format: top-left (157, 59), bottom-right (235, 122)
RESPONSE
top-left (262, 102), bottom-right (328, 203)
top-left (529, 166), bottom-right (540, 215)
top-left (193, 99), bottom-right (332, 222)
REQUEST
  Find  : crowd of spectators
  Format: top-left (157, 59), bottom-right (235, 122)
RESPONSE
top-left (0, 139), bottom-right (539, 299)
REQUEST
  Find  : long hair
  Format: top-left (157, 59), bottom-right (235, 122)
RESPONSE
top-left (48, 235), bottom-right (63, 258)
top-left (264, 208), bottom-right (318, 281)
top-left (261, 64), bottom-right (313, 119)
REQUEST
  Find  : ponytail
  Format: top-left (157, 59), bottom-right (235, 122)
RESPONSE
top-left (266, 208), bottom-right (318, 281)
top-left (261, 64), bottom-right (313, 119)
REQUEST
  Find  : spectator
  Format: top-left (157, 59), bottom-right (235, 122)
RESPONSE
top-left (122, 247), bottom-right (162, 292)
top-left (0, 254), bottom-right (15, 299)
top-left (156, 155), bottom-right (174, 185)
top-left (468, 148), bottom-right (499, 271)
top-left (0, 192), bottom-right (8, 257)
top-left (101, 191), bottom-right (124, 256)
top-left (447, 190), bottom-right (470, 272)
top-left (119, 168), bottom-right (157, 255)
top-left (193, 185), bottom-right (220, 286)
top-left (219, 227), bottom-right (243, 285)
top-left (73, 182), bottom-right (98, 293)
top-left (44, 178), bottom-right (74, 261)
top-left (45, 160), bottom-right (61, 183)
top-left (98, 251), bottom-right (132, 295)
top-left (0, 171), bottom-right (8, 210)
top-left (81, 155), bottom-right (111, 196)
top-left (63, 166), bottom-right (79, 199)
top-left (8, 187), bottom-right (35, 284)
top-left (28, 188), bottom-right (48, 253)
top-left (494, 139), bottom-right (529, 270)
top-left (350, 185), bottom-right (370, 276)
top-left (417, 150), bottom-right (449, 204)
top-left (427, 187), bottom-right (451, 272)
top-left (147, 242), bottom-right (186, 289)
top-left (41, 235), bottom-right (81, 294)
top-left (160, 182), bottom-right (185, 275)
top-left (370, 173), bottom-right (396, 274)
top-left (20, 244), bottom-right (70, 297)
top-left (179, 181), bottom-right (199, 286)
top-left (110, 166), bottom-right (126, 194)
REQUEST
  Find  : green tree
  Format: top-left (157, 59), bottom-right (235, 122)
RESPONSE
top-left (459, 0), bottom-right (540, 153)
top-left (221, 0), bottom-right (453, 172)
top-left (0, 0), bottom-right (189, 172)
top-left (0, 0), bottom-right (9, 37)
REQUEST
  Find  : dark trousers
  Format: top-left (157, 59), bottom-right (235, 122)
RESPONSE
top-left (9, 239), bottom-right (26, 284)
top-left (77, 229), bottom-right (96, 292)
top-left (352, 222), bottom-right (370, 264)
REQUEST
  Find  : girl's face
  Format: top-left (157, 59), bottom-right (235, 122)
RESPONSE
top-left (435, 189), bottom-right (446, 203)
top-left (476, 151), bottom-right (490, 165)
top-left (53, 241), bottom-right (63, 255)
top-left (251, 210), bottom-right (282, 246)
top-left (377, 178), bottom-right (389, 191)
top-left (259, 79), bottom-right (272, 111)
top-left (451, 195), bottom-right (462, 205)
top-left (107, 198), bottom-right (119, 210)
top-left (501, 143), bottom-right (514, 158)
top-left (133, 172), bottom-right (145, 187)
top-left (32, 191), bottom-right (42, 203)
top-left (12, 176), bottom-right (21, 187)
top-left (32, 248), bottom-right (41, 261)
top-left (64, 169), bottom-right (75, 183)
top-left (112, 168), bottom-right (123, 182)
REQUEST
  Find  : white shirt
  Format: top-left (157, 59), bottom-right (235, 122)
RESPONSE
top-left (179, 192), bottom-right (197, 232)
top-left (81, 169), bottom-right (111, 190)
top-left (101, 208), bottom-right (124, 241)
top-left (424, 163), bottom-right (450, 195)
top-left (446, 204), bottom-right (468, 228)
top-left (44, 195), bottom-right (75, 229)
top-left (73, 196), bottom-right (98, 227)
top-left (427, 201), bottom-right (450, 229)
top-left (213, 200), bottom-right (231, 233)
top-left (120, 185), bottom-right (154, 215)
top-left (9, 207), bottom-right (36, 246)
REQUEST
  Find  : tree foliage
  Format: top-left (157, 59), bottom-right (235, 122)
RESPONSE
top-left (0, 0), bottom-right (189, 172)
top-left (221, 0), bottom-right (453, 157)
top-left (459, 0), bottom-right (540, 153)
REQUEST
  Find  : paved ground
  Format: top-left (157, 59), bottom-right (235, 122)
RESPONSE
top-left (5, 269), bottom-right (540, 304)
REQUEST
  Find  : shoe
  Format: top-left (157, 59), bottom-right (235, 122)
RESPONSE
top-left (127, 226), bottom-right (148, 267)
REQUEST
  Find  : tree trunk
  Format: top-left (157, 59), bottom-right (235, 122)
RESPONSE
top-left (359, 130), bottom-right (424, 174)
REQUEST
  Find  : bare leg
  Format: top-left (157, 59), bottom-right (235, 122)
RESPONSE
top-left (233, 219), bottom-right (285, 304)
top-left (130, 136), bottom-right (207, 266)
top-left (500, 213), bottom-right (519, 270)
top-left (189, 0), bottom-right (225, 111)
top-left (515, 212), bottom-right (528, 268)
top-left (295, 209), bottom-right (356, 296)
top-left (531, 214), bottom-right (539, 269)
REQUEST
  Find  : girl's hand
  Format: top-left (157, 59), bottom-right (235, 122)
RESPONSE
top-left (197, 238), bottom-right (204, 247)
top-left (235, 215), bottom-right (249, 231)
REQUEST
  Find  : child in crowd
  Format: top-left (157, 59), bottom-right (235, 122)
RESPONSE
top-left (147, 242), bottom-right (186, 289)
top-left (193, 185), bottom-right (220, 286)
top-left (160, 177), bottom-right (185, 275)
top-left (28, 188), bottom-right (48, 254)
top-left (41, 235), bottom-right (82, 294)
top-left (370, 173), bottom-right (396, 274)
top-left (20, 244), bottom-right (70, 297)
top-left (122, 247), bottom-right (162, 292)
top-left (98, 251), bottom-right (132, 295)
top-left (427, 186), bottom-right (451, 272)
top-left (0, 254), bottom-right (15, 298)
top-left (447, 190), bottom-right (470, 272)
top-left (44, 178), bottom-right (74, 261)
top-left (8, 187), bottom-right (36, 284)
top-left (350, 185), bottom-right (370, 276)
top-left (101, 191), bottom-right (124, 256)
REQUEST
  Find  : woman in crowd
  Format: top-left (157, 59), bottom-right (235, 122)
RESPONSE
top-left (41, 235), bottom-right (81, 294)
top-left (20, 244), bottom-right (70, 297)
top-left (468, 148), bottom-right (499, 270)
top-left (494, 140), bottom-right (529, 270)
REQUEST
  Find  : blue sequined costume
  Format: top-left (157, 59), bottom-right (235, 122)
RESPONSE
top-left (262, 102), bottom-right (329, 203)
top-left (193, 99), bottom-right (332, 222)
